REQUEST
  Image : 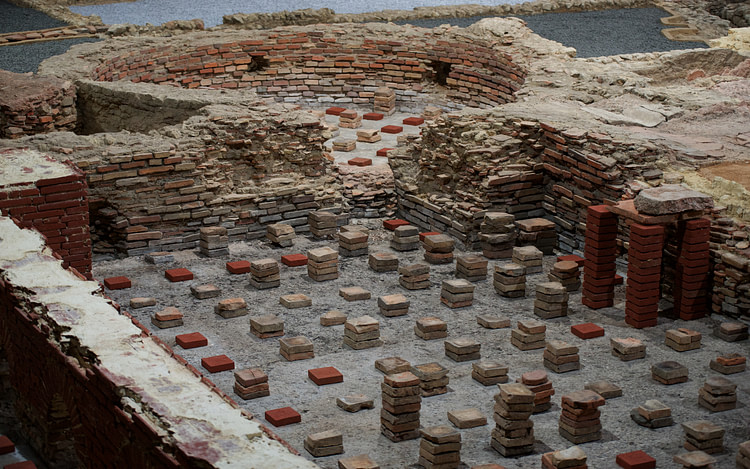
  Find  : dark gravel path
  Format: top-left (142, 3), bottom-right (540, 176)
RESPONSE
top-left (0, 0), bottom-right (68, 33)
top-left (398, 7), bottom-right (708, 57)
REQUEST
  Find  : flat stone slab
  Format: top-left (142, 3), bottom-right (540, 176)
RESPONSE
top-left (633, 184), bottom-right (713, 215)
top-left (447, 408), bottom-right (487, 429)
top-left (280, 294), bottom-right (312, 309)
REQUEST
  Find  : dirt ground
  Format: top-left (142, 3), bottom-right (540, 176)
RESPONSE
top-left (700, 162), bottom-right (750, 190)
top-left (93, 219), bottom-right (750, 469)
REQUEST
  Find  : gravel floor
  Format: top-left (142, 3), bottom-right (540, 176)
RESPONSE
top-left (0, 0), bottom-right (67, 33)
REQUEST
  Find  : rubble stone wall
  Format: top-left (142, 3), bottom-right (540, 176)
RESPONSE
top-left (0, 71), bottom-right (77, 139)
top-left (91, 25), bottom-right (525, 109)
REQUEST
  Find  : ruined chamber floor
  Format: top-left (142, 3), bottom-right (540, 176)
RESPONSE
top-left (93, 222), bottom-right (749, 469)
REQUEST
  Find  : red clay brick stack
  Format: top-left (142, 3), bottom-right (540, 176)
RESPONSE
top-left (381, 372), bottom-right (421, 442)
top-left (582, 205), bottom-right (618, 309)
top-left (674, 218), bottom-right (711, 320)
top-left (625, 224), bottom-right (665, 328)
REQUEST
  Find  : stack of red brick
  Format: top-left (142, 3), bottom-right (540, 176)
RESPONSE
top-left (674, 218), bottom-right (711, 320)
top-left (625, 224), bottom-right (665, 328)
top-left (582, 205), bottom-right (617, 309)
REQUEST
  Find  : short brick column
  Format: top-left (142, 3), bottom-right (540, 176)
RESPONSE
top-left (625, 224), bottom-right (665, 328)
top-left (674, 218), bottom-right (711, 320)
top-left (582, 205), bottom-right (618, 309)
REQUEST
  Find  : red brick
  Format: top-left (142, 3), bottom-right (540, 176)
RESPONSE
top-left (265, 407), bottom-right (301, 427)
top-left (583, 288), bottom-right (615, 302)
top-left (582, 297), bottom-right (613, 309)
top-left (363, 112), bottom-right (384, 120)
top-left (281, 254), bottom-right (308, 267)
top-left (226, 260), bottom-right (251, 274)
top-left (383, 219), bottom-right (409, 231)
top-left (35, 174), bottom-right (81, 187)
top-left (308, 366), bottom-right (343, 385)
top-left (403, 117), bottom-right (424, 126)
top-left (627, 265), bottom-right (661, 277)
top-left (176, 332), bottom-right (208, 349)
top-left (376, 148), bottom-right (393, 157)
top-left (584, 276), bottom-right (617, 287)
top-left (587, 205), bottom-right (616, 220)
top-left (4, 462), bottom-right (36, 469)
top-left (684, 218), bottom-right (710, 230)
top-left (419, 231), bottom-right (440, 241)
top-left (629, 224), bottom-right (664, 237)
top-left (0, 436), bottom-right (14, 455)
top-left (165, 268), bottom-right (193, 282)
top-left (625, 303), bottom-right (658, 315)
top-left (571, 323), bottom-right (604, 340)
top-left (201, 355), bottom-right (234, 373)
top-left (381, 125), bottom-right (403, 134)
top-left (625, 316), bottom-right (657, 329)
top-left (348, 157), bottom-right (372, 167)
top-left (104, 276), bottom-right (131, 290)
top-left (325, 107), bottom-right (346, 116)
top-left (586, 223), bottom-right (619, 235)
top-left (557, 254), bottom-right (584, 267)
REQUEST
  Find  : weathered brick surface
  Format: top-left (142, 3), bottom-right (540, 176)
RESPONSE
top-left (0, 71), bottom-right (77, 138)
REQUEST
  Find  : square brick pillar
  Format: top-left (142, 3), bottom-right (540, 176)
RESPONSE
top-left (673, 218), bottom-right (711, 320)
top-left (625, 224), bottom-right (665, 328)
top-left (582, 205), bottom-right (618, 309)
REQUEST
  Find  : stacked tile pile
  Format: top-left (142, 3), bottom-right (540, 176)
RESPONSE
top-left (476, 315), bottom-right (510, 329)
top-left (698, 377), bottom-right (737, 412)
top-left (369, 252), bottom-right (399, 272)
top-left (423, 234), bottom-right (455, 265)
top-left (534, 282), bottom-right (568, 319)
top-left (584, 380), bottom-right (622, 399)
top-left (338, 455), bottom-right (380, 469)
top-left (445, 338), bottom-right (481, 362)
top-left (375, 356), bottom-right (411, 375)
top-left (472, 361), bottom-right (509, 386)
top-left (544, 340), bottom-right (580, 373)
top-left (626, 224), bottom-right (665, 328)
top-left (542, 446), bottom-right (588, 469)
top-left (308, 246), bottom-right (339, 281)
top-left (339, 286), bottom-right (371, 301)
top-left (511, 319), bottom-right (546, 351)
top-left (666, 328), bottom-right (702, 351)
top-left (266, 223), bottom-right (295, 247)
top-left (279, 336), bottom-right (314, 361)
top-left (715, 321), bottom-right (748, 341)
top-left (412, 362), bottom-right (449, 397)
top-left (559, 390), bottom-right (606, 444)
top-left (682, 420), bottom-right (724, 454)
top-left (738, 441), bottom-right (750, 468)
top-left (456, 254), bottom-right (488, 281)
top-left (512, 246), bottom-right (543, 274)
top-left (479, 212), bottom-right (517, 259)
top-left (582, 205), bottom-right (618, 309)
top-left (421, 105), bottom-right (441, 121)
top-left (151, 307), bottom-right (183, 329)
top-left (191, 284), bottom-right (220, 299)
top-left (493, 263), bottom-right (526, 298)
top-left (441, 279), bottom-right (475, 308)
top-left (374, 87), bottom-right (396, 115)
top-left (611, 337), bottom-right (646, 361)
top-left (517, 369), bottom-right (554, 413)
top-left (491, 383), bottom-right (535, 457)
top-left (339, 230), bottom-right (369, 257)
top-left (344, 316), bottom-right (383, 350)
top-left (339, 110), bottom-right (362, 129)
top-left (214, 298), bottom-right (248, 319)
top-left (651, 361), bottom-right (688, 385)
top-left (250, 314), bottom-right (284, 338)
top-left (308, 211), bottom-right (338, 238)
top-left (320, 310), bottom-right (346, 326)
top-left (548, 261), bottom-right (581, 292)
top-left (631, 399), bottom-right (673, 428)
top-left (357, 128), bottom-right (381, 143)
top-left (378, 294), bottom-right (409, 317)
top-left (399, 264), bottom-right (430, 290)
top-left (332, 139), bottom-right (356, 152)
top-left (304, 430), bottom-right (343, 457)
top-left (418, 426), bottom-right (461, 469)
top-left (674, 451), bottom-right (716, 469)
top-left (415, 317), bottom-right (447, 340)
top-left (391, 225), bottom-right (420, 251)
top-left (199, 226), bottom-right (229, 257)
top-left (516, 218), bottom-right (557, 255)
top-left (674, 218), bottom-right (711, 320)
top-left (234, 368), bottom-right (269, 400)
top-left (710, 352), bottom-right (746, 374)
top-left (381, 372), bottom-right (421, 442)
top-left (249, 258), bottom-right (280, 289)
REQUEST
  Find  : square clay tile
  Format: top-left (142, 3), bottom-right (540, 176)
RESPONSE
top-left (363, 112), bottom-right (384, 121)
top-left (402, 117), bottom-right (425, 126)
top-left (176, 332), bottom-right (208, 349)
top-left (265, 407), bottom-right (301, 427)
top-left (325, 106), bottom-right (346, 116)
top-left (571, 323), bottom-right (605, 339)
top-left (281, 253), bottom-right (308, 267)
top-left (381, 125), bottom-right (403, 134)
top-left (164, 268), bottom-right (193, 282)
top-left (201, 355), bottom-right (235, 373)
top-left (103, 276), bottom-right (131, 290)
top-left (0, 435), bottom-right (15, 455)
top-left (376, 148), bottom-right (393, 157)
top-left (383, 219), bottom-right (409, 231)
top-left (4, 462), bottom-right (36, 469)
top-left (557, 254), bottom-right (585, 266)
top-left (419, 231), bottom-right (440, 241)
top-left (226, 260), bottom-right (251, 274)
top-left (308, 366), bottom-right (344, 385)
top-left (616, 450), bottom-right (656, 469)
top-left (348, 157), bottom-right (372, 167)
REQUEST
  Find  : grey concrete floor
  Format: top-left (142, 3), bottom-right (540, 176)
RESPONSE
top-left (94, 219), bottom-right (750, 469)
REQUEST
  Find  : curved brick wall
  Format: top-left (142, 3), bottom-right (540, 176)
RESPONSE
top-left (92, 27), bottom-right (526, 108)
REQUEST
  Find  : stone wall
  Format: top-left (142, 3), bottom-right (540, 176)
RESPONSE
top-left (0, 216), bottom-right (316, 469)
top-left (91, 25), bottom-right (525, 109)
top-left (0, 71), bottom-right (77, 139)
